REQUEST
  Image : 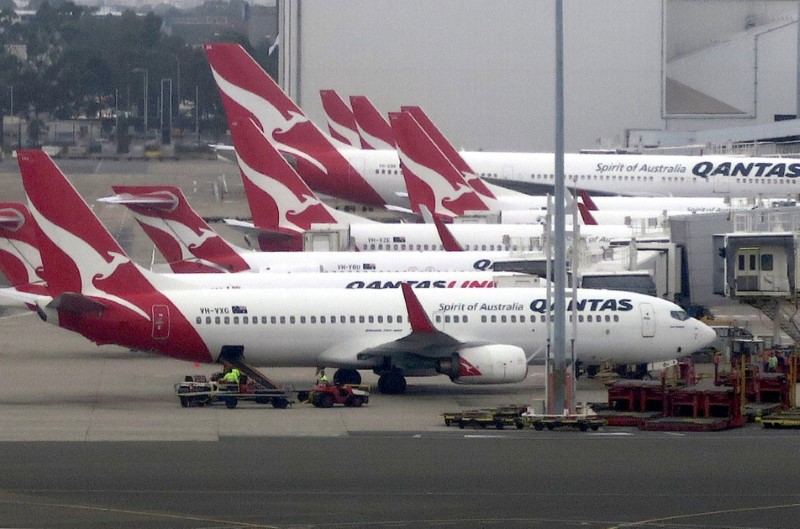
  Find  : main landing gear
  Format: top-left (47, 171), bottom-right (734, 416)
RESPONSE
top-left (377, 368), bottom-right (407, 395)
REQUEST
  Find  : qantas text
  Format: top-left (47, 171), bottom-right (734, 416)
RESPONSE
top-left (347, 280), bottom-right (494, 289)
top-left (692, 161), bottom-right (800, 179)
top-left (530, 298), bottom-right (633, 313)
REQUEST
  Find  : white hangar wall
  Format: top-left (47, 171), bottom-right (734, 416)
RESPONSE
top-left (282, 0), bottom-right (797, 153)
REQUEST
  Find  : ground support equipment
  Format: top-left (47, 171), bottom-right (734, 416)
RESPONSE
top-left (522, 413), bottom-right (605, 432)
top-left (306, 383), bottom-right (370, 408)
top-left (758, 408), bottom-right (800, 428)
top-left (174, 375), bottom-right (294, 409)
top-left (442, 405), bottom-right (528, 429)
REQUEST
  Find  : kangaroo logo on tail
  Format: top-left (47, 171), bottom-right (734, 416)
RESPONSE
top-left (390, 112), bottom-right (489, 219)
top-left (230, 118), bottom-right (337, 234)
top-left (0, 203), bottom-right (46, 288)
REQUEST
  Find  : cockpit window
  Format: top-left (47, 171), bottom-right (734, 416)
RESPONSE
top-left (671, 310), bottom-right (690, 321)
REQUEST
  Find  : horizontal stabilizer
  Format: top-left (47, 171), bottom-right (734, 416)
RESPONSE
top-left (98, 193), bottom-right (178, 210)
top-left (48, 292), bottom-right (107, 315)
top-left (0, 287), bottom-right (50, 305)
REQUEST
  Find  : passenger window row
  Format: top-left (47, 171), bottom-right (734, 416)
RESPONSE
top-left (196, 314), bottom-right (405, 325)
top-left (479, 314), bottom-right (620, 323)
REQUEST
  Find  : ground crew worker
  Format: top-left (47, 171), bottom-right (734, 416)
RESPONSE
top-left (317, 369), bottom-right (329, 385)
top-left (768, 352), bottom-right (779, 373)
top-left (220, 367), bottom-right (241, 384)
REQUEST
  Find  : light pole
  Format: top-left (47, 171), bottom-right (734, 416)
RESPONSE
top-left (133, 68), bottom-right (148, 134)
top-left (160, 78), bottom-right (172, 145)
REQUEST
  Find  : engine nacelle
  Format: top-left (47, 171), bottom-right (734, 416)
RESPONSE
top-left (436, 344), bottom-right (528, 384)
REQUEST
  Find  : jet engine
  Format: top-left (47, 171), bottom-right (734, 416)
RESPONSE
top-left (435, 344), bottom-right (528, 384)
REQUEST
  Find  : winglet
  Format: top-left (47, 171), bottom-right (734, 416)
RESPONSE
top-left (401, 283), bottom-right (437, 333)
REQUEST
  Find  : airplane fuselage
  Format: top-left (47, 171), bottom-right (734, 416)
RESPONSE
top-left (338, 149), bottom-right (800, 209)
top-left (47, 287), bottom-right (715, 372)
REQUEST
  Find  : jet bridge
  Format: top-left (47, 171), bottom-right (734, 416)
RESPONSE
top-left (714, 232), bottom-right (800, 344)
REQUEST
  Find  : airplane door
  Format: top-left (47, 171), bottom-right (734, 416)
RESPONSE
top-left (640, 302), bottom-right (655, 338)
top-left (152, 305), bottom-right (170, 340)
top-left (713, 173), bottom-right (730, 194)
top-left (735, 248), bottom-right (759, 292)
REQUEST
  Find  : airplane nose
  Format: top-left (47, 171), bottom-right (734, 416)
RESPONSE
top-left (696, 321), bottom-right (717, 349)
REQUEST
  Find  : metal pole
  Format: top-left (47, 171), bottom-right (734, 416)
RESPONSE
top-left (9, 86), bottom-right (12, 117)
top-left (552, 0), bottom-right (567, 414)
top-left (195, 85), bottom-right (199, 141)
top-left (797, 0), bottom-right (800, 118)
top-left (143, 69), bottom-right (148, 134)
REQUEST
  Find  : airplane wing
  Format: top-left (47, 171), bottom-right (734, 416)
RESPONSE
top-left (318, 283), bottom-right (487, 366)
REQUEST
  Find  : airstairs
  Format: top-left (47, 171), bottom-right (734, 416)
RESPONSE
top-left (740, 296), bottom-right (800, 346)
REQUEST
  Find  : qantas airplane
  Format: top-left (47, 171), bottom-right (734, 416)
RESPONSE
top-left (221, 116), bottom-right (559, 251)
top-left (0, 201), bottom-right (528, 317)
top-left (101, 183), bottom-right (556, 274)
top-left (17, 149), bottom-right (717, 393)
top-left (204, 43), bottom-right (800, 209)
top-left (329, 91), bottom-right (735, 224)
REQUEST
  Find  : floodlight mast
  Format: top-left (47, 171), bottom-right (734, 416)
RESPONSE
top-left (550, 0), bottom-right (567, 415)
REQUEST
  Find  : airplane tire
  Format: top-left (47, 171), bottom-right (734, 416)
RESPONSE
top-left (272, 397), bottom-right (289, 409)
top-left (334, 368), bottom-right (362, 386)
top-left (378, 371), bottom-right (407, 394)
top-left (319, 393), bottom-right (335, 408)
top-left (347, 395), bottom-right (364, 408)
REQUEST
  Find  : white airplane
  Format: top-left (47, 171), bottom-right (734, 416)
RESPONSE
top-left (101, 183), bottom-right (553, 273)
top-left (106, 119), bottom-right (651, 263)
top-left (327, 91), bottom-right (733, 225)
top-left (0, 200), bottom-right (535, 317)
top-left (220, 116), bottom-right (556, 252)
top-left (18, 149), bottom-right (718, 393)
top-left (204, 43), bottom-right (800, 210)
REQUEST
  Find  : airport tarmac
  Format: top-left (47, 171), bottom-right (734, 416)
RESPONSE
top-left (2, 156), bottom-right (800, 527)
top-left (3, 307), bottom-right (800, 528)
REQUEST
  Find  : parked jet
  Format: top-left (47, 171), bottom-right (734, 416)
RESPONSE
top-left (18, 149), bottom-right (717, 393)
top-left (205, 43), bottom-right (800, 207)
top-left (102, 183), bottom-right (554, 273)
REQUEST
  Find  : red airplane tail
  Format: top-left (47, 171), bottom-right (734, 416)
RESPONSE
top-left (204, 43), bottom-right (385, 207)
top-left (349, 95), bottom-right (396, 150)
top-left (104, 185), bottom-right (252, 272)
top-left (400, 106), bottom-right (496, 201)
top-left (389, 111), bottom-right (490, 220)
top-left (17, 150), bottom-right (210, 361)
top-left (320, 89), bottom-right (361, 147)
top-left (0, 202), bottom-right (48, 294)
top-left (229, 117), bottom-right (339, 246)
